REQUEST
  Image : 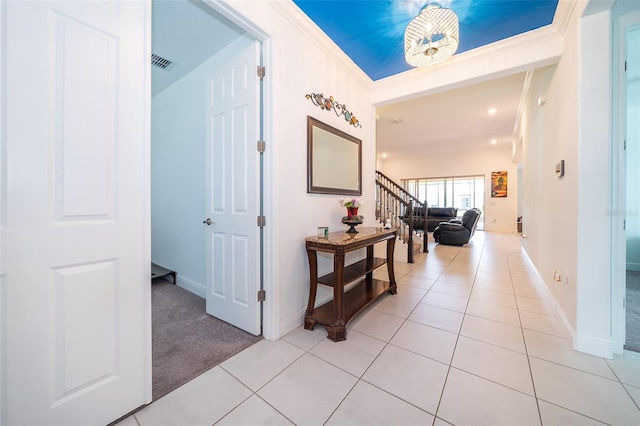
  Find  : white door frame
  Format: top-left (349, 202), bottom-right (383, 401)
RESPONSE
top-left (611, 7), bottom-right (640, 354)
top-left (199, 0), bottom-right (276, 340)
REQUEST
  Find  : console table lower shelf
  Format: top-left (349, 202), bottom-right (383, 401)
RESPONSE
top-left (304, 227), bottom-right (397, 341)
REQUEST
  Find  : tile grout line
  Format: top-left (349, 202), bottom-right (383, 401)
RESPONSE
top-left (431, 236), bottom-right (484, 425)
top-left (506, 232), bottom-right (545, 426)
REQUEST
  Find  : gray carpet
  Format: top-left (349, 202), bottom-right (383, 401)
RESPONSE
top-left (626, 270), bottom-right (640, 353)
top-left (152, 279), bottom-right (262, 401)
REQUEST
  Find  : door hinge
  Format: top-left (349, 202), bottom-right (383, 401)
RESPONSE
top-left (257, 289), bottom-right (266, 302)
top-left (624, 140), bottom-right (627, 150)
top-left (257, 140), bottom-right (266, 152)
top-left (257, 65), bottom-right (266, 79)
top-left (623, 219), bottom-right (626, 230)
top-left (257, 215), bottom-right (266, 227)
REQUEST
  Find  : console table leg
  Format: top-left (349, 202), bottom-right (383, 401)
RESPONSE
top-left (327, 250), bottom-right (346, 341)
top-left (326, 321), bottom-right (346, 341)
top-left (386, 237), bottom-right (397, 295)
top-left (304, 249), bottom-right (319, 330)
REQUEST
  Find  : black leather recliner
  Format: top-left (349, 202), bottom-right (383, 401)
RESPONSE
top-left (433, 208), bottom-right (481, 246)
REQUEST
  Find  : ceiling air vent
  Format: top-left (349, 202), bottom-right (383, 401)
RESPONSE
top-left (151, 54), bottom-right (176, 71)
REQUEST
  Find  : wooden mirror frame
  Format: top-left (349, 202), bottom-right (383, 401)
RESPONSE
top-left (307, 116), bottom-right (362, 196)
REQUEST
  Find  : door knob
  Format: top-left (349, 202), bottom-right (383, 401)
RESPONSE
top-left (203, 218), bottom-right (214, 225)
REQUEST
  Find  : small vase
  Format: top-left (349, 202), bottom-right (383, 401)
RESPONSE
top-left (347, 207), bottom-right (358, 219)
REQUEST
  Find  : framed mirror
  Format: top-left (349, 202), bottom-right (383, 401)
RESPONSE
top-left (307, 116), bottom-right (362, 195)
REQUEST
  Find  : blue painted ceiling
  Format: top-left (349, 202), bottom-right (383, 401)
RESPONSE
top-left (293, 0), bottom-right (559, 80)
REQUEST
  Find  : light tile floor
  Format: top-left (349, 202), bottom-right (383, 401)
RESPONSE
top-left (122, 232), bottom-right (640, 426)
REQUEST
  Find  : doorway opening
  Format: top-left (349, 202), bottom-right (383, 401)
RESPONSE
top-left (623, 23), bottom-right (639, 353)
top-left (149, 0), bottom-right (266, 400)
top-left (612, 7), bottom-right (640, 355)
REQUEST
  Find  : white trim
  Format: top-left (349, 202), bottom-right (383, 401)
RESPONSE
top-left (371, 24), bottom-right (563, 107)
top-left (512, 69), bottom-right (534, 161)
top-left (204, 0), bottom-right (269, 41)
top-left (552, 0), bottom-right (579, 36)
top-left (611, 7), bottom-right (640, 355)
top-left (260, 36), bottom-right (277, 341)
top-left (521, 247), bottom-right (613, 358)
top-left (177, 276), bottom-right (206, 299)
top-left (0, 0), bottom-right (5, 420)
top-left (583, 0), bottom-right (616, 17)
top-left (611, 13), bottom-right (627, 355)
top-left (267, 0), bottom-right (372, 91)
top-left (573, 334), bottom-right (614, 359)
top-left (484, 228), bottom-right (519, 234)
top-left (521, 248), bottom-right (575, 340)
top-left (142, 0), bottom-right (153, 405)
top-left (199, 0), bottom-right (277, 341)
top-left (279, 293), bottom-right (334, 338)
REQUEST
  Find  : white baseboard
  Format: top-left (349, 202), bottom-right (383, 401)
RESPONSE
top-left (279, 292), bottom-right (334, 337)
top-left (484, 227), bottom-right (519, 233)
top-left (626, 262), bottom-right (640, 272)
top-left (520, 248), bottom-right (613, 359)
top-left (176, 276), bottom-right (205, 298)
top-left (573, 333), bottom-right (613, 359)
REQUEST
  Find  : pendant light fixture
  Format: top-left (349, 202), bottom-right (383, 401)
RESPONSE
top-left (404, 3), bottom-right (459, 67)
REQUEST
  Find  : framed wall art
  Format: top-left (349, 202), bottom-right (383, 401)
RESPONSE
top-left (491, 171), bottom-right (508, 198)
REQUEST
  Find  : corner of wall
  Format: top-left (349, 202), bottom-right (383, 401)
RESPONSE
top-left (521, 246), bottom-right (613, 358)
top-left (176, 276), bottom-right (205, 299)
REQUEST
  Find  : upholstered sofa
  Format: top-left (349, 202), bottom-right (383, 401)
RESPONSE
top-left (425, 207), bottom-right (458, 231)
top-left (433, 208), bottom-right (482, 246)
top-left (403, 207), bottom-right (458, 232)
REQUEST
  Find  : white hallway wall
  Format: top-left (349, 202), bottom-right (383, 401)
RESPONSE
top-left (520, 1), bottom-right (638, 357)
top-left (379, 147), bottom-right (519, 233)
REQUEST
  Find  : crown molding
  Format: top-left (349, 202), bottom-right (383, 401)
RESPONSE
top-left (552, 0), bottom-right (579, 36)
top-left (268, 0), bottom-right (374, 91)
top-left (371, 24), bottom-right (563, 107)
top-left (511, 68), bottom-right (534, 163)
top-left (233, 0), bottom-right (574, 109)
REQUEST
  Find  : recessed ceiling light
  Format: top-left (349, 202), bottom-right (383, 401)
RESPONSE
top-left (488, 108), bottom-right (497, 115)
top-left (382, 153), bottom-right (388, 159)
top-left (490, 139), bottom-right (497, 145)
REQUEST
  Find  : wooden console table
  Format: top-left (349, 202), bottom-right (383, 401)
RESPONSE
top-left (304, 227), bottom-right (397, 341)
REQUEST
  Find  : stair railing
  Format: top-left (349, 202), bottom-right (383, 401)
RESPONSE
top-left (375, 171), bottom-right (428, 263)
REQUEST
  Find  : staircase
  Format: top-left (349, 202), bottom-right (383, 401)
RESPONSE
top-left (375, 170), bottom-right (428, 263)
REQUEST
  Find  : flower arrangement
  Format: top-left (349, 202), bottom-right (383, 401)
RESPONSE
top-left (338, 198), bottom-right (363, 208)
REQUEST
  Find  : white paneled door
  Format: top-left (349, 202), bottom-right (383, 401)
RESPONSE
top-left (1, 1), bottom-right (150, 424)
top-left (205, 37), bottom-right (261, 336)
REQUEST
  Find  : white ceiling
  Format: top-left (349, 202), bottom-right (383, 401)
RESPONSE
top-left (151, 0), bottom-right (245, 96)
top-left (151, 1), bottom-right (539, 159)
top-left (376, 72), bottom-right (528, 158)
